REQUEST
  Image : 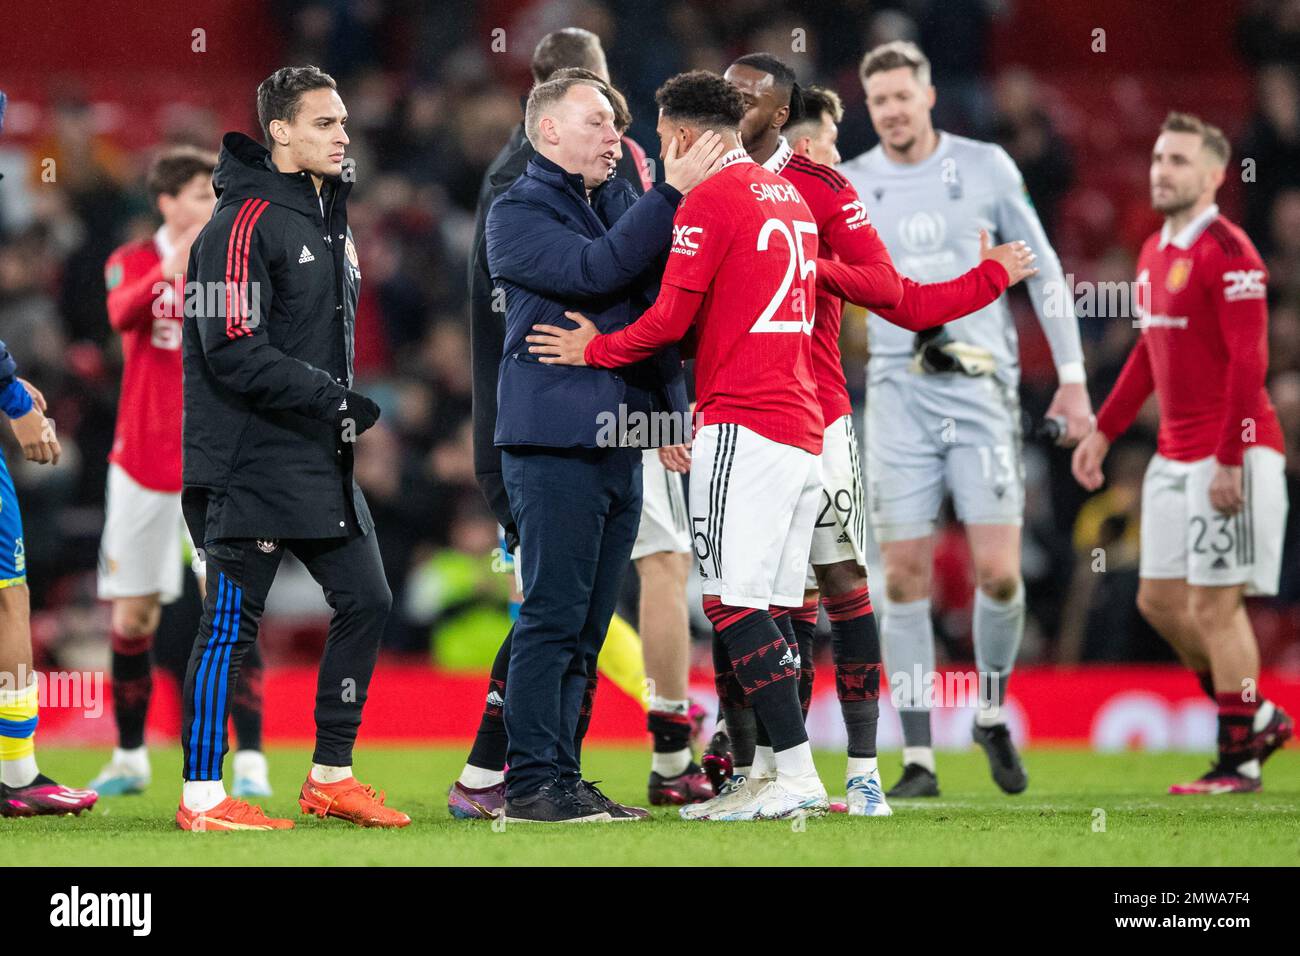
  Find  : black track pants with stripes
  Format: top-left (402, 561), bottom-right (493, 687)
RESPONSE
top-left (180, 531), bottom-right (391, 781)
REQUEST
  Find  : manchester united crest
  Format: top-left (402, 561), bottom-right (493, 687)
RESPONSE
top-left (1166, 257), bottom-right (1193, 293)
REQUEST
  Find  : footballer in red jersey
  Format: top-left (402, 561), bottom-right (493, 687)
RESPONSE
top-left (92, 148), bottom-right (270, 799)
top-left (714, 54), bottom-right (1038, 815)
top-left (529, 71), bottom-right (831, 821)
top-left (1074, 113), bottom-right (1293, 794)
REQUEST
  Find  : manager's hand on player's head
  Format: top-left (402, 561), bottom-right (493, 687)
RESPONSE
top-left (979, 229), bottom-right (1038, 286)
top-left (528, 312), bottom-right (597, 366)
top-left (663, 129), bottom-right (727, 195)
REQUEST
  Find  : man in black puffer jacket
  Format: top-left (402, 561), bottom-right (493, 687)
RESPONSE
top-left (177, 66), bottom-right (408, 831)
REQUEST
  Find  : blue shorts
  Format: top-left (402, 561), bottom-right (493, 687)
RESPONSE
top-left (0, 455), bottom-right (26, 588)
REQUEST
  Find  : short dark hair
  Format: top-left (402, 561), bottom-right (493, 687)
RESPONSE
top-left (655, 70), bottom-right (745, 131)
top-left (784, 84), bottom-right (843, 138)
top-left (146, 146), bottom-right (216, 202)
top-left (1161, 111), bottom-right (1230, 166)
top-left (550, 67), bottom-right (631, 132)
top-left (730, 52), bottom-right (804, 123)
top-left (531, 28), bottom-right (606, 83)
top-left (256, 65), bottom-right (338, 146)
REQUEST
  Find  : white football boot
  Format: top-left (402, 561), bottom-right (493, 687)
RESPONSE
top-left (712, 778), bottom-right (829, 821)
top-left (846, 768), bottom-right (893, 816)
top-left (678, 773), bottom-right (771, 820)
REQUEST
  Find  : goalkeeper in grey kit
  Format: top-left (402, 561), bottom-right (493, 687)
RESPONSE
top-left (840, 41), bottom-right (1093, 797)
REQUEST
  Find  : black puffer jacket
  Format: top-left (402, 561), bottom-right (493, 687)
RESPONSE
top-left (182, 132), bottom-right (371, 540)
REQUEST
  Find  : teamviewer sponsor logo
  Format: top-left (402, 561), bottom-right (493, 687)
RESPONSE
top-left (841, 200), bottom-right (870, 228)
top-left (49, 886), bottom-right (151, 937)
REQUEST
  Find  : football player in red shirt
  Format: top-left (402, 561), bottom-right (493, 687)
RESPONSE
top-left (703, 54), bottom-right (1036, 815)
top-left (1073, 113), bottom-right (1293, 793)
top-left (92, 148), bottom-right (270, 799)
top-left (530, 70), bottom-right (833, 821)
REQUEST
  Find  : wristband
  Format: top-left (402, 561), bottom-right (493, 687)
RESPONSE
top-left (0, 379), bottom-right (33, 419)
top-left (1056, 361), bottom-right (1086, 385)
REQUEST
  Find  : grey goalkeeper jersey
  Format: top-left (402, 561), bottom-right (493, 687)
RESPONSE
top-left (838, 132), bottom-right (1083, 389)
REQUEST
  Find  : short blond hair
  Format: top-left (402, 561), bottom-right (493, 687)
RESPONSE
top-left (859, 40), bottom-right (931, 88)
top-left (524, 76), bottom-right (607, 147)
top-left (1161, 111), bottom-right (1230, 167)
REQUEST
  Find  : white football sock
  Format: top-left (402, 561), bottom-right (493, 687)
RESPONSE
top-left (650, 696), bottom-right (689, 716)
top-left (732, 764), bottom-right (752, 780)
top-left (310, 763), bottom-right (352, 784)
top-left (1253, 700), bottom-right (1275, 733)
top-left (232, 749), bottom-right (267, 779)
top-left (846, 756), bottom-right (878, 779)
top-left (458, 764), bottom-right (505, 789)
top-left (903, 746), bottom-right (936, 773)
top-left (751, 745), bottom-right (776, 779)
top-left (773, 742), bottom-right (822, 794)
top-left (1, 754), bottom-right (39, 788)
top-left (182, 780), bottom-right (226, 812)
top-left (651, 748), bottom-right (692, 778)
top-left (114, 746), bottom-right (150, 774)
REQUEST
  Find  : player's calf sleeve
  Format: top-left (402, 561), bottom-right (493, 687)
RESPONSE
top-left (467, 629), bottom-right (512, 772)
top-left (571, 674), bottom-right (599, 766)
top-left (0, 674), bottom-right (38, 786)
top-left (712, 604), bottom-right (807, 754)
top-left (790, 601), bottom-right (819, 720)
top-left (648, 697), bottom-right (692, 776)
top-left (826, 588), bottom-right (882, 759)
top-left (707, 613), bottom-right (757, 768)
top-left (229, 641), bottom-right (264, 753)
top-left (110, 630), bottom-right (153, 751)
top-left (881, 597), bottom-right (935, 749)
top-left (972, 582), bottom-right (1025, 722)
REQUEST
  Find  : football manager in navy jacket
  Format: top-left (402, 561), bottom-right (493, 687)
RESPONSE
top-left (486, 73), bottom-right (722, 823)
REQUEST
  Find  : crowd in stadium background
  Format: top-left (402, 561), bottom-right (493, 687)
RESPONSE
top-left (1, 0), bottom-right (1299, 679)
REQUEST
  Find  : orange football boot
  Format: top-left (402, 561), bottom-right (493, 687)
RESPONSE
top-left (176, 796), bottom-right (295, 831)
top-left (298, 776), bottom-right (412, 828)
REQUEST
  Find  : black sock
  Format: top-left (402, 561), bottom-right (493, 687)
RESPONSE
top-left (710, 626), bottom-right (756, 767)
top-left (466, 627), bottom-right (512, 772)
top-left (1216, 692), bottom-right (1257, 771)
top-left (110, 631), bottom-right (153, 750)
top-left (648, 709), bottom-right (692, 756)
top-left (1196, 670), bottom-right (1215, 700)
top-left (229, 641), bottom-right (264, 752)
top-left (716, 608), bottom-right (806, 753)
top-left (826, 588), bottom-right (882, 759)
top-left (790, 601), bottom-right (819, 721)
top-left (572, 674), bottom-right (599, 770)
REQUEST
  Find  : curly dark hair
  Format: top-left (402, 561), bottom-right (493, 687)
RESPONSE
top-left (654, 70), bottom-right (745, 130)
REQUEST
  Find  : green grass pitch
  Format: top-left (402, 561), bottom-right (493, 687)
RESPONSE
top-left (5, 746), bottom-right (1299, 866)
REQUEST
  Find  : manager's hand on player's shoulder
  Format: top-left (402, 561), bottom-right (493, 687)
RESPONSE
top-left (528, 311), bottom-right (597, 366)
top-left (11, 407), bottom-right (60, 465)
top-left (978, 229), bottom-right (1037, 287)
top-left (1209, 464), bottom-right (1244, 516)
top-left (1070, 430), bottom-right (1109, 491)
top-left (663, 129), bottom-right (727, 195)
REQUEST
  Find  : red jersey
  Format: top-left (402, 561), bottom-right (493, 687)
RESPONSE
top-left (104, 228), bottom-right (185, 492)
top-left (1096, 207), bottom-right (1283, 465)
top-left (586, 150), bottom-right (823, 454)
top-left (767, 148), bottom-right (879, 426)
